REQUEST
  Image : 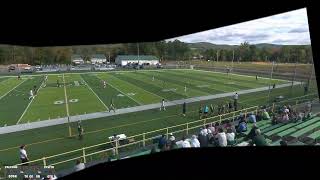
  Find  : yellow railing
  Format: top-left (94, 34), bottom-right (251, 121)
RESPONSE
top-left (14, 93), bottom-right (318, 170)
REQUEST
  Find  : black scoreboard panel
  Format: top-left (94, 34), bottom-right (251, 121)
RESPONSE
top-left (1, 165), bottom-right (56, 179)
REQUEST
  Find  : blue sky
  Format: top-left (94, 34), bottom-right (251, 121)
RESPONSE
top-left (167, 8), bottom-right (311, 45)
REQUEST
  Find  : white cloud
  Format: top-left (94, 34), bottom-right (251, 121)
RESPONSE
top-left (166, 8), bottom-right (311, 45)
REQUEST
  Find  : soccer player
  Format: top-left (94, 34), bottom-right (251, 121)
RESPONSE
top-left (182, 102), bottom-right (186, 116)
top-left (18, 74), bottom-right (21, 80)
top-left (160, 99), bottom-right (166, 111)
top-left (184, 85), bottom-right (187, 93)
top-left (304, 84), bottom-right (308, 95)
top-left (233, 92), bottom-right (238, 111)
top-left (109, 98), bottom-right (116, 113)
top-left (57, 79), bottom-right (60, 88)
top-left (152, 76), bottom-right (155, 81)
top-left (273, 83), bottom-right (276, 89)
top-left (77, 122), bottom-right (84, 140)
top-left (256, 75), bottom-right (258, 80)
top-left (29, 89), bottom-right (34, 100)
top-left (103, 80), bottom-right (107, 89)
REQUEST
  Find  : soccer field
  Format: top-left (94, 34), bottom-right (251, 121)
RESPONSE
top-left (0, 69), bottom-right (287, 126)
top-left (0, 69), bottom-right (317, 171)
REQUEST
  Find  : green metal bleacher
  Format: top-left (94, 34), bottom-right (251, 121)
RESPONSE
top-left (275, 117), bottom-right (320, 140)
top-left (304, 129), bottom-right (320, 144)
top-left (287, 120), bottom-right (320, 141)
top-left (264, 122), bottom-right (302, 138)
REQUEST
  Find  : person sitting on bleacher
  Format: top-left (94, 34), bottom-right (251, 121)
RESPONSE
top-left (198, 131), bottom-right (209, 147)
top-left (208, 123), bottom-right (216, 135)
top-left (158, 135), bottom-right (167, 150)
top-left (281, 112), bottom-right (290, 123)
top-left (181, 136), bottom-right (191, 148)
top-left (236, 119), bottom-right (247, 133)
top-left (215, 128), bottom-right (228, 147)
top-left (262, 109), bottom-right (271, 120)
top-left (248, 112), bottom-right (256, 123)
top-left (226, 128), bottom-right (236, 145)
top-left (245, 124), bottom-right (258, 141)
top-left (190, 135), bottom-right (201, 148)
top-left (256, 110), bottom-right (263, 122)
top-left (250, 129), bottom-right (268, 146)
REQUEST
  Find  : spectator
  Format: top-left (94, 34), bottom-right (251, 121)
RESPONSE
top-left (169, 140), bottom-right (178, 150)
top-left (19, 145), bottom-right (29, 165)
top-left (237, 120), bottom-right (247, 133)
top-left (168, 133), bottom-right (175, 142)
top-left (256, 110), bottom-right (263, 122)
top-left (226, 128), bottom-right (235, 145)
top-left (281, 112), bottom-right (289, 123)
top-left (280, 140), bottom-right (288, 146)
top-left (158, 135), bottom-right (167, 150)
top-left (210, 104), bottom-right (215, 115)
top-left (190, 135), bottom-right (201, 148)
top-left (199, 105), bottom-right (203, 119)
top-left (181, 136), bottom-right (191, 148)
top-left (262, 109), bottom-right (270, 120)
top-left (198, 132), bottom-right (209, 147)
top-left (228, 101), bottom-right (233, 112)
top-left (251, 129), bottom-right (268, 146)
top-left (248, 112), bottom-right (256, 123)
top-left (233, 92), bottom-right (239, 111)
top-left (215, 128), bottom-right (227, 147)
top-left (245, 124), bottom-right (258, 141)
top-left (203, 105), bottom-right (209, 118)
top-left (208, 123), bottom-right (215, 134)
top-left (182, 102), bottom-right (186, 116)
top-left (74, 159), bottom-right (85, 172)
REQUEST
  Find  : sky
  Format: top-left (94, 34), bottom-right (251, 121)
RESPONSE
top-left (166, 8), bottom-right (311, 45)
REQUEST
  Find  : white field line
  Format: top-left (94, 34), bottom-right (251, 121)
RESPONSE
top-left (81, 76), bottom-right (109, 111)
top-left (0, 79), bottom-right (27, 100)
top-left (95, 74), bottom-right (143, 105)
top-left (16, 79), bottom-right (45, 124)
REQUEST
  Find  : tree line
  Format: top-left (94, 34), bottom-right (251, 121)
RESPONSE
top-left (0, 40), bottom-right (313, 65)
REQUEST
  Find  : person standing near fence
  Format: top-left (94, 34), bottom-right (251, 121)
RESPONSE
top-left (19, 145), bottom-right (29, 165)
top-left (182, 102), bottom-right (186, 116)
top-left (78, 122), bottom-right (84, 140)
top-left (160, 99), bottom-right (166, 111)
top-left (233, 92), bottom-right (239, 111)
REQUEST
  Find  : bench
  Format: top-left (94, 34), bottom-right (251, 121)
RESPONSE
top-left (303, 129), bottom-right (320, 144)
top-left (265, 123), bottom-right (300, 138)
top-left (261, 124), bottom-right (284, 134)
top-left (275, 117), bottom-right (320, 139)
top-left (287, 121), bottom-right (320, 142)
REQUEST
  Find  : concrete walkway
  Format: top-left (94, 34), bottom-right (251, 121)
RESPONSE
top-left (0, 81), bottom-right (303, 134)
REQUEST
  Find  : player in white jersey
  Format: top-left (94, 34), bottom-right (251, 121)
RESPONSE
top-left (152, 76), bottom-right (155, 81)
top-left (160, 99), bottom-right (166, 111)
top-left (29, 89), bottom-right (34, 100)
top-left (184, 85), bottom-right (187, 93)
top-left (103, 80), bottom-right (106, 89)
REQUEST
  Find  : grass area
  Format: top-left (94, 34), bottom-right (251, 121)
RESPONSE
top-left (20, 75), bottom-right (67, 122)
top-left (0, 69), bottom-right (317, 171)
top-left (0, 78), bottom-right (24, 98)
top-left (0, 76), bottom-right (43, 125)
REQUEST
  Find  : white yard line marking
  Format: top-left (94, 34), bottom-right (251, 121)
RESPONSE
top-left (16, 79), bottom-right (45, 124)
top-left (81, 76), bottom-right (109, 111)
top-left (62, 74), bottom-right (70, 117)
top-left (95, 74), bottom-right (143, 105)
top-left (0, 79), bottom-right (27, 100)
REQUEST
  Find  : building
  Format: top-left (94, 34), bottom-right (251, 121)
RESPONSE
top-left (90, 54), bottom-right (107, 64)
top-left (115, 55), bottom-right (159, 66)
top-left (71, 55), bottom-right (84, 65)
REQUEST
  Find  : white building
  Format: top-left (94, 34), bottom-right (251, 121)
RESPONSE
top-left (90, 54), bottom-right (107, 64)
top-left (71, 55), bottom-right (84, 65)
top-left (115, 55), bottom-right (159, 66)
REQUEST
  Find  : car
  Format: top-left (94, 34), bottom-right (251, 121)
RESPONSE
top-left (24, 66), bottom-right (32, 70)
top-left (35, 65), bottom-right (43, 71)
top-left (8, 65), bottom-right (15, 71)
